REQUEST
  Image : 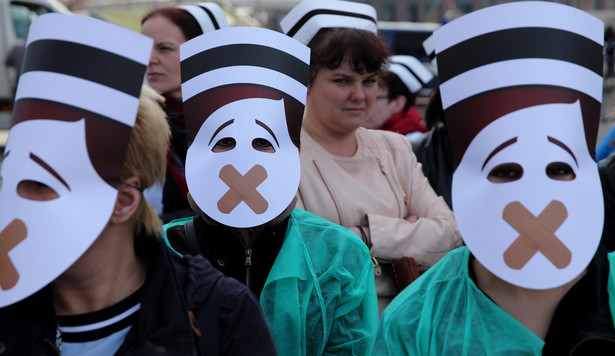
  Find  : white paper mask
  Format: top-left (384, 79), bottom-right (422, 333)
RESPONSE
top-left (187, 98), bottom-right (300, 228)
top-left (0, 119), bottom-right (118, 307)
top-left (452, 101), bottom-right (603, 289)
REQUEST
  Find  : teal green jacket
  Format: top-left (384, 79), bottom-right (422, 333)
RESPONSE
top-left (374, 246), bottom-right (615, 355)
top-left (163, 208), bottom-right (378, 356)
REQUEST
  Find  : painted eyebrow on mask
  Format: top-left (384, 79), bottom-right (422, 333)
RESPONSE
top-left (547, 136), bottom-right (578, 168)
top-left (3, 150), bottom-right (9, 159)
top-left (255, 119), bottom-right (279, 147)
top-left (29, 152), bottom-right (71, 191)
top-left (208, 119), bottom-right (235, 146)
top-left (481, 137), bottom-right (518, 171)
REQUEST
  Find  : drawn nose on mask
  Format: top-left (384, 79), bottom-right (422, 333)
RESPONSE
top-left (502, 200), bottom-right (571, 270)
top-left (0, 219), bottom-right (27, 290)
top-left (217, 164), bottom-right (268, 214)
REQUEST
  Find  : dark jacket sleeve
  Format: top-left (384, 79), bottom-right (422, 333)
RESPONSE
top-left (218, 277), bottom-right (278, 356)
top-left (183, 255), bottom-right (278, 356)
top-left (599, 155), bottom-right (615, 251)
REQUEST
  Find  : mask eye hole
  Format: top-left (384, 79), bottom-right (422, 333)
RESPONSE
top-left (17, 180), bottom-right (59, 201)
top-left (546, 162), bottom-right (576, 181)
top-left (252, 138), bottom-right (275, 153)
top-left (487, 163), bottom-right (523, 183)
top-left (212, 137), bottom-right (236, 153)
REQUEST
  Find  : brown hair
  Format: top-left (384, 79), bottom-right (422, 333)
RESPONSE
top-left (307, 28), bottom-right (389, 85)
top-left (141, 6), bottom-right (203, 41)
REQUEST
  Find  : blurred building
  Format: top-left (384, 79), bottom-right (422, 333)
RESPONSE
top-left (86, 0), bottom-right (615, 30)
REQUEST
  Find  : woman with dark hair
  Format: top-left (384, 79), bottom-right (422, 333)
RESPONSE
top-left (140, 3), bottom-right (228, 222)
top-left (281, 0), bottom-right (461, 313)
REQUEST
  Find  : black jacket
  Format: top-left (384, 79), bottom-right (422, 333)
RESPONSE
top-left (543, 244), bottom-right (615, 355)
top-left (599, 154), bottom-right (615, 251)
top-left (166, 216), bottom-right (286, 298)
top-left (0, 236), bottom-right (278, 356)
top-left (410, 125), bottom-right (453, 209)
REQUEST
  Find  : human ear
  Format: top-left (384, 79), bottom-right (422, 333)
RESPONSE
top-left (110, 176), bottom-right (141, 224)
top-left (392, 95), bottom-right (407, 115)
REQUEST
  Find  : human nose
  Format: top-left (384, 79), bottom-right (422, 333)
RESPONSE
top-left (149, 50), bottom-right (160, 65)
top-left (349, 83), bottom-right (367, 102)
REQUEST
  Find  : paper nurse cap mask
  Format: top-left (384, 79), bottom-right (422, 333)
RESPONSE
top-left (0, 13), bottom-right (152, 307)
top-left (279, 0), bottom-right (377, 45)
top-left (181, 26), bottom-right (309, 228)
top-left (179, 2), bottom-right (228, 33)
top-left (434, 1), bottom-right (604, 289)
top-left (387, 55), bottom-right (434, 94)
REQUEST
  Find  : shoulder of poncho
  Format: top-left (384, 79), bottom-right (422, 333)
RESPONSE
top-left (291, 209), bottom-right (367, 247)
top-left (289, 208), bottom-right (371, 272)
top-left (386, 246), bottom-right (470, 315)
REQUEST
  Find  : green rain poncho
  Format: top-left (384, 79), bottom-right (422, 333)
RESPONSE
top-left (164, 208), bottom-right (378, 355)
top-left (372, 246), bottom-right (544, 355)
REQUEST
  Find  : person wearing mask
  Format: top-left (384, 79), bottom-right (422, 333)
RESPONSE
top-left (281, 0), bottom-right (461, 312)
top-left (163, 26), bottom-right (378, 355)
top-left (374, 2), bottom-right (615, 354)
top-left (141, 2), bottom-right (229, 222)
top-left (365, 55), bottom-right (434, 139)
top-left (0, 14), bottom-right (276, 355)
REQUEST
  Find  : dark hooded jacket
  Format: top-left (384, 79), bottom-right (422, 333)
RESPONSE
top-left (0, 235), bottom-right (277, 356)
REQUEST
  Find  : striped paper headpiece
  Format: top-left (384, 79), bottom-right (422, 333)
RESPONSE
top-left (11, 13), bottom-right (152, 183)
top-left (279, 0), bottom-right (377, 45)
top-left (387, 55), bottom-right (434, 94)
top-left (179, 2), bottom-right (228, 34)
top-left (180, 26), bottom-right (310, 143)
top-left (434, 1), bottom-right (603, 167)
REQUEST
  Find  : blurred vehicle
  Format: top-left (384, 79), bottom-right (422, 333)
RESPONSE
top-left (0, 0), bottom-right (71, 132)
top-left (377, 21), bottom-right (440, 99)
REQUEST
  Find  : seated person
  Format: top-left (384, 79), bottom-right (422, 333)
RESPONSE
top-left (365, 55), bottom-right (434, 139)
top-left (162, 26), bottom-right (378, 355)
top-left (140, 2), bottom-right (230, 222)
top-left (280, 0), bottom-right (461, 313)
top-left (374, 2), bottom-right (615, 355)
top-left (0, 14), bottom-right (276, 355)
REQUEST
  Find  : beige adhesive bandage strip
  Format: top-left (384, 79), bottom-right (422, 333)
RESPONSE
top-left (218, 164), bottom-right (268, 214)
top-left (0, 219), bottom-right (27, 290)
top-left (502, 200), bottom-right (571, 270)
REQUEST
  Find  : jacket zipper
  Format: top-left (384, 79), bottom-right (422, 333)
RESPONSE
top-left (244, 248), bottom-right (253, 290)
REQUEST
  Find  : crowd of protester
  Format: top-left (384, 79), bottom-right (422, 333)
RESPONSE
top-left (1, 0), bottom-right (615, 355)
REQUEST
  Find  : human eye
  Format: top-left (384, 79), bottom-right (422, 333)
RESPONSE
top-left (364, 76), bottom-right (377, 86)
top-left (545, 162), bottom-right (575, 181)
top-left (487, 163), bottom-right (523, 183)
top-left (252, 138), bottom-right (275, 153)
top-left (157, 43), bottom-right (176, 53)
top-left (212, 137), bottom-right (236, 153)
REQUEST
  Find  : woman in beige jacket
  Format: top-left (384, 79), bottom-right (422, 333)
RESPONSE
top-left (281, 0), bottom-right (462, 312)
